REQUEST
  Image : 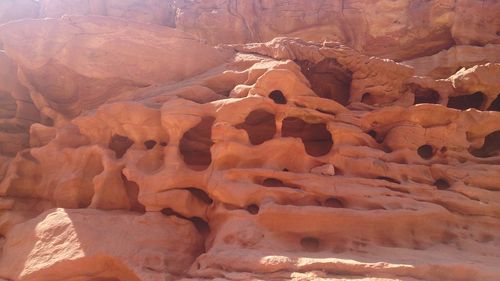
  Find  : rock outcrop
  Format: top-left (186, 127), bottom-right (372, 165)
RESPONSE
top-left (0, 1), bottom-right (499, 281)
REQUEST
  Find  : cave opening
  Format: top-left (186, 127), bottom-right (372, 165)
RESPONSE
top-left (179, 116), bottom-right (215, 170)
top-left (269, 90), bottom-right (287, 104)
top-left (469, 131), bottom-right (500, 158)
top-left (108, 134), bottom-right (134, 159)
top-left (281, 117), bottom-right (333, 157)
top-left (447, 92), bottom-right (485, 110)
top-left (407, 83), bottom-right (440, 104)
top-left (235, 109), bottom-right (276, 145)
top-left (296, 59), bottom-right (352, 106)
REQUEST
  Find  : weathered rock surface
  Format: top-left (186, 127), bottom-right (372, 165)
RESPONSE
top-left (0, 1), bottom-right (499, 281)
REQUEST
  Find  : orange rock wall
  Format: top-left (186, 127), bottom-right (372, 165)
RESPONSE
top-left (0, 1), bottom-right (499, 281)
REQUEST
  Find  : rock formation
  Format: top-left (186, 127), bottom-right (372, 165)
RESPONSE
top-left (0, 1), bottom-right (499, 281)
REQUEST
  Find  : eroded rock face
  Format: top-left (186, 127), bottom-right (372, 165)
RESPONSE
top-left (0, 1), bottom-right (499, 281)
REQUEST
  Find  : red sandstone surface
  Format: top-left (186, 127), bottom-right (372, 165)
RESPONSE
top-left (0, 1), bottom-right (499, 281)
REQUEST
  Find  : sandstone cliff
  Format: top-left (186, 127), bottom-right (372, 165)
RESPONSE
top-left (0, 1), bottom-right (499, 281)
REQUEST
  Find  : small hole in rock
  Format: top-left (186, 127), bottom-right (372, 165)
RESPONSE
top-left (246, 204), bottom-right (259, 215)
top-left (488, 94), bottom-right (500, 111)
top-left (417, 144), bottom-right (434, 159)
top-left (236, 110), bottom-right (276, 145)
top-left (440, 146), bottom-right (448, 153)
top-left (262, 178), bottom-right (285, 187)
top-left (469, 131), bottom-right (500, 158)
top-left (144, 140), bottom-right (157, 150)
top-left (160, 142), bottom-right (167, 147)
top-left (109, 134), bottom-right (134, 159)
top-left (435, 179), bottom-right (450, 190)
top-left (301, 237), bottom-right (320, 252)
top-left (323, 197), bottom-right (344, 208)
top-left (447, 92), bottom-right (485, 110)
top-left (269, 90), bottom-right (287, 104)
top-left (282, 117), bottom-right (333, 157)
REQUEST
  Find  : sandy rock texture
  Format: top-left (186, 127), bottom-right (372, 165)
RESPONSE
top-left (0, 1), bottom-right (499, 281)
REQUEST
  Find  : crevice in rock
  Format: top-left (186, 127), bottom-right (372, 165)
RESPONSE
top-left (260, 177), bottom-right (300, 189)
top-left (296, 59), bottom-right (352, 105)
top-left (376, 176), bottom-right (401, 184)
top-left (487, 94), bottom-right (500, 111)
top-left (235, 110), bottom-right (276, 145)
top-left (109, 134), bottom-right (134, 159)
top-left (469, 131), bottom-right (500, 158)
top-left (269, 90), bottom-right (287, 104)
top-left (447, 92), bottom-right (485, 110)
top-left (121, 172), bottom-right (145, 213)
top-left (281, 117), bottom-right (333, 157)
top-left (186, 188), bottom-right (213, 204)
top-left (179, 116), bottom-right (215, 170)
top-left (161, 208), bottom-right (210, 237)
top-left (367, 130), bottom-right (384, 144)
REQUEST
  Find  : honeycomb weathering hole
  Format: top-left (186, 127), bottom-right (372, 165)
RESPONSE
top-left (179, 116), bottom-right (215, 170)
top-left (300, 237), bottom-right (320, 252)
top-left (417, 144), bottom-right (434, 159)
top-left (435, 179), bottom-right (451, 190)
top-left (235, 110), bottom-right (276, 145)
top-left (246, 204), bottom-right (260, 215)
top-left (281, 117), bottom-right (333, 157)
top-left (323, 197), bottom-right (344, 208)
top-left (144, 140), bottom-right (157, 150)
top-left (447, 92), bottom-right (485, 110)
top-left (261, 178), bottom-right (300, 189)
top-left (408, 83), bottom-right (440, 104)
top-left (469, 131), bottom-right (500, 158)
top-left (269, 90), bottom-right (287, 104)
top-left (108, 134), bottom-right (134, 159)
